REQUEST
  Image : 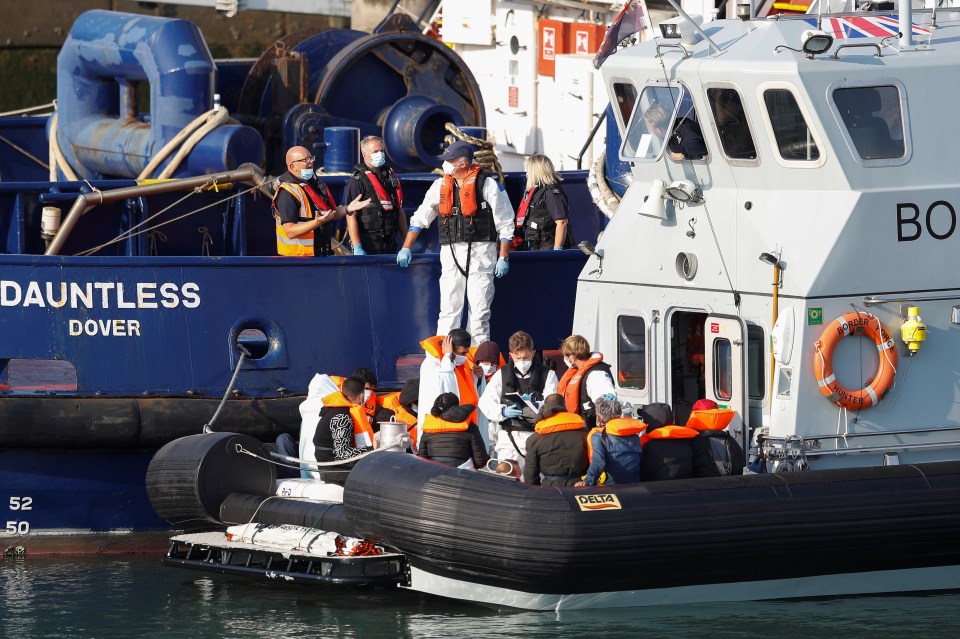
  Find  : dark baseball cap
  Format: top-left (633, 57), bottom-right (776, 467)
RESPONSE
top-left (437, 140), bottom-right (475, 162)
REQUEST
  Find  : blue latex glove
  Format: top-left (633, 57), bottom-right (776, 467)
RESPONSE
top-left (502, 406), bottom-right (523, 419)
top-left (397, 247), bottom-right (412, 267)
top-left (601, 393), bottom-right (617, 401)
top-left (353, 244), bottom-right (367, 256)
top-left (520, 393), bottom-right (532, 402)
top-left (495, 257), bottom-right (509, 278)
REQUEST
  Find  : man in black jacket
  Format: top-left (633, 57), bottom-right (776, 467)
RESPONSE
top-left (344, 136), bottom-right (408, 255)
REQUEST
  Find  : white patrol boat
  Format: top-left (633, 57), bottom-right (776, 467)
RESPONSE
top-left (581, 0), bottom-right (954, 470)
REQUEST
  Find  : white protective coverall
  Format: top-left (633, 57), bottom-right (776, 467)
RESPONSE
top-left (408, 174), bottom-right (515, 344)
top-left (297, 373), bottom-right (340, 478)
top-left (478, 366), bottom-right (559, 469)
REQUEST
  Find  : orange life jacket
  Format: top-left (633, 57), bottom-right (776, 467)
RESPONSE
top-left (557, 355), bottom-right (606, 415)
top-left (439, 164), bottom-right (483, 217)
top-left (640, 424), bottom-right (699, 447)
top-left (421, 414), bottom-right (470, 433)
top-left (686, 408), bottom-right (737, 432)
top-left (586, 418), bottom-right (645, 460)
top-left (272, 181), bottom-right (336, 257)
top-left (420, 336), bottom-right (479, 421)
top-left (378, 391), bottom-right (419, 447)
top-left (322, 391), bottom-right (375, 449)
top-left (534, 412), bottom-right (586, 435)
top-left (330, 375), bottom-right (378, 418)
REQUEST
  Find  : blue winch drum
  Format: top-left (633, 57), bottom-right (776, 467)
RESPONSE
top-left (323, 127), bottom-right (360, 173)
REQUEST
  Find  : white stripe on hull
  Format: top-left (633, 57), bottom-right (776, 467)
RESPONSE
top-left (407, 565), bottom-right (960, 611)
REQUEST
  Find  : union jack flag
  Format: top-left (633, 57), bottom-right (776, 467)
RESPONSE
top-left (804, 15), bottom-right (931, 39)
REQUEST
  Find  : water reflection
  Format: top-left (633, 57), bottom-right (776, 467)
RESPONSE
top-left (1, 557), bottom-right (959, 639)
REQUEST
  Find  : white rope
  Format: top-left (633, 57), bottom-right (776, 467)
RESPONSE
top-left (0, 101), bottom-right (56, 117)
top-left (49, 113), bottom-right (80, 181)
top-left (587, 150), bottom-right (621, 219)
top-left (139, 107), bottom-right (230, 180)
top-left (237, 443), bottom-right (383, 468)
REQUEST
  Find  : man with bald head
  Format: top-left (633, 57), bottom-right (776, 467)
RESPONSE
top-left (272, 145), bottom-right (369, 257)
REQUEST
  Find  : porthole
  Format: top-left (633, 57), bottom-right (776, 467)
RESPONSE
top-left (676, 252), bottom-right (698, 280)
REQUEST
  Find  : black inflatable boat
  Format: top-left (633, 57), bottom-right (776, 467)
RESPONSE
top-left (343, 452), bottom-right (960, 609)
top-left (147, 434), bottom-right (960, 608)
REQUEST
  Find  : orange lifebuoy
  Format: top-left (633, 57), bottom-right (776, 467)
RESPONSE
top-left (813, 311), bottom-right (897, 410)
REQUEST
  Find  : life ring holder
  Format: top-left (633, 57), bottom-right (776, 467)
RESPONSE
top-left (813, 311), bottom-right (898, 410)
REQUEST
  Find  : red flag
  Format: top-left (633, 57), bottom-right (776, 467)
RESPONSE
top-left (593, 1), bottom-right (649, 69)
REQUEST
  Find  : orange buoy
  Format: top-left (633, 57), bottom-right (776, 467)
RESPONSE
top-left (813, 311), bottom-right (897, 410)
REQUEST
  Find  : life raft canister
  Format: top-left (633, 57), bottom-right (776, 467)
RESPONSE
top-left (813, 311), bottom-right (898, 410)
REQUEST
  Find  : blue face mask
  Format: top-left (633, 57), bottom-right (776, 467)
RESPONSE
top-left (370, 151), bottom-right (386, 168)
top-left (300, 168), bottom-right (314, 180)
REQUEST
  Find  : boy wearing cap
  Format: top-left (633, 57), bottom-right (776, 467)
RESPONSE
top-left (396, 140), bottom-right (515, 344)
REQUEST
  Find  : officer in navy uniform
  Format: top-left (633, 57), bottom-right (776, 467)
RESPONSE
top-left (516, 154), bottom-right (570, 251)
top-left (344, 135), bottom-right (408, 255)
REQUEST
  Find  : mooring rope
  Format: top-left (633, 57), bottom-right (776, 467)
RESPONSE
top-left (442, 122), bottom-right (504, 184)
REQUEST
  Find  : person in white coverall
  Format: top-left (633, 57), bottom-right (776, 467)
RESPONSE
top-left (396, 140), bottom-right (514, 345)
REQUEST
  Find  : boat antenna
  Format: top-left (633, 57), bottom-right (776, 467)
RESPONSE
top-left (817, 0), bottom-right (823, 30)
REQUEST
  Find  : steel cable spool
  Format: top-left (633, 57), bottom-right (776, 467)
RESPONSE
top-left (235, 30), bottom-right (485, 174)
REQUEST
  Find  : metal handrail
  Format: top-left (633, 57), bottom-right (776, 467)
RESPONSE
top-left (864, 292), bottom-right (960, 306)
top-left (577, 110), bottom-right (608, 170)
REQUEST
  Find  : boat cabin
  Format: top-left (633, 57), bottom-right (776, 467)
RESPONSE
top-left (580, 5), bottom-right (960, 470)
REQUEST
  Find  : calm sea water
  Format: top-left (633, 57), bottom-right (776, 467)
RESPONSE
top-left (3, 556), bottom-right (960, 639)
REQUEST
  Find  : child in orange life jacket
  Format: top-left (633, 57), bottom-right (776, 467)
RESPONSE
top-left (417, 392), bottom-right (489, 469)
top-left (314, 376), bottom-right (372, 470)
top-left (523, 394), bottom-right (588, 487)
top-left (575, 397), bottom-right (643, 487)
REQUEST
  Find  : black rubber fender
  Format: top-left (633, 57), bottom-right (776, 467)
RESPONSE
top-left (146, 432), bottom-right (276, 529)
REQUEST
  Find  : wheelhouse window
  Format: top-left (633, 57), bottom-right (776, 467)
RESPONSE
top-left (764, 89), bottom-right (820, 161)
top-left (708, 88), bottom-right (757, 160)
top-left (613, 82), bottom-right (639, 128)
top-left (617, 315), bottom-right (646, 390)
top-left (713, 338), bottom-right (733, 401)
top-left (833, 86), bottom-right (904, 160)
top-left (621, 85), bottom-right (706, 161)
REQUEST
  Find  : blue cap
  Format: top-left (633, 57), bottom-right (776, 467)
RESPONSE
top-left (437, 140), bottom-right (475, 162)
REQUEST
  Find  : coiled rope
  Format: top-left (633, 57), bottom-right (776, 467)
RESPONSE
top-left (587, 150), bottom-right (622, 219)
top-left (48, 106), bottom-right (231, 181)
top-left (442, 122), bottom-right (504, 184)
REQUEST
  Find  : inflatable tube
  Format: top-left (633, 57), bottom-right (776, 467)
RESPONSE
top-left (343, 452), bottom-right (960, 596)
top-left (146, 432), bottom-right (275, 529)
